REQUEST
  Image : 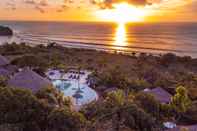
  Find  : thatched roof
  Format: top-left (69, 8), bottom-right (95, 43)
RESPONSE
top-left (4, 65), bottom-right (18, 73)
top-left (8, 69), bottom-right (52, 92)
top-left (0, 68), bottom-right (11, 77)
top-left (145, 87), bottom-right (172, 104)
top-left (0, 65), bottom-right (18, 78)
top-left (0, 55), bottom-right (9, 66)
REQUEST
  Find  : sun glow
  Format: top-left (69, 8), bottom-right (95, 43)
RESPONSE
top-left (115, 23), bottom-right (127, 46)
top-left (95, 2), bottom-right (152, 50)
top-left (96, 2), bottom-right (150, 24)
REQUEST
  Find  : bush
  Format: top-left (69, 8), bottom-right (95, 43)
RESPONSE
top-left (47, 108), bottom-right (86, 131)
top-left (82, 90), bottom-right (159, 131)
top-left (128, 78), bottom-right (151, 91)
top-left (0, 86), bottom-right (85, 131)
top-left (134, 92), bottom-right (174, 120)
top-left (123, 104), bottom-right (157, 131)
top-left (0, 76), bottom-right (7, 87)
top-left (160, 53), bottom-right (177, 67)
top-left (11, 55), bottom-right (49, 69)
top-left (36, 87), bottom-right (73, 109)
top-left (0, 86), bottom-right (52, 131)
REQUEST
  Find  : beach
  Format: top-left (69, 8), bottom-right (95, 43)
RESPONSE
top-left (1, 21), bottom-right (197, 58)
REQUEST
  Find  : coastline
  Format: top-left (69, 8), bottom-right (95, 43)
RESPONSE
top-left (19, 37), bottom-right (197, 58)
top-left (1, 21), bottom-right (197, 58)
top-left (0, 30), bottom-right (197, 58)
top-left (1, 33), bottom-right (197, 58)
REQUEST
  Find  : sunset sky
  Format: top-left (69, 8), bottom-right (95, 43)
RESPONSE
top-left (0, 0), bottom-right (197, 22)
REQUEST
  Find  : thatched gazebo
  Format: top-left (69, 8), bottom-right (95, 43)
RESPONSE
top-left (8, 68), bottom-right (52, 93)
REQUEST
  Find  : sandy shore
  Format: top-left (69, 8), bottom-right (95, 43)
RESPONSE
top-left (2, 33), bottom-right (197, 58)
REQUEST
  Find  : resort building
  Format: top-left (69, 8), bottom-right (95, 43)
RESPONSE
top-left (0, 67), bottom-right (11, 78)
top-left (144, 87), bottom-right (172, 104)
top-left (8, 68), bottom-right (52, 93)
top-left (0, 55), bottom-right (17, 78)
top-left (0, 55), bottom-right (9, 67)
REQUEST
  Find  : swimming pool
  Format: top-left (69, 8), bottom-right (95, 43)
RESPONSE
top-left (52, 79), bottom-right (98, 108)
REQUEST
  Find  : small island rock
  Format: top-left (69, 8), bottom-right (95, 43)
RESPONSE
top-left (0, 26), bottom-right (13, 36)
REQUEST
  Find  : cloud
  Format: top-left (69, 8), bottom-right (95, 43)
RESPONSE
top-left (64, 0), bottom-right (74, 4)
top-left (90, 0), bottom-right (156, 9)
top-left (24, 0), bottom-right (36, 5)
top-left (35, 5), bottom-right (45, 13)
top-left (2, 0), bottom-right (196, 17)
top-left (5, 0), bottom-right (16, 10)
top-left (56, 4), bottom-right (70, 12)
top-left (39, 0), bottom-right (48, 6)
top-left (3, 0), bottom-right (50, 13)
top-left (6, 2), bottom-right (16, 10)
top-left (23, 0), bottom-right (49, 13)
top-left (24, 0), bottom-right (49, 6)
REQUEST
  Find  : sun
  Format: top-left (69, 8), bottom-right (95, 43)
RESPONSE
top-left (95, 2), bottom-right (149, 24)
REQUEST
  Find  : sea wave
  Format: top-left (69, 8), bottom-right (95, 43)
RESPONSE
top-left (17, 33), bottom-right (197, 57)
top-left (1, 21), bottom-right (197, 57)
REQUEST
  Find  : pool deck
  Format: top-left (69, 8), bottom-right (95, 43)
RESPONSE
top-left (45, 69), bottom-right (98, 109)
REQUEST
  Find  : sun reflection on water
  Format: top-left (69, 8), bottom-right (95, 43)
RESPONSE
top-left (114, 23), bottom-right (128, 50)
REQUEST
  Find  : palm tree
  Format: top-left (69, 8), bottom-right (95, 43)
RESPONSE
top-left (171, 86), bottom-right (191, 121)
top-left (73, 66), bottom-right (83, 105)
top-left (77, 66), bottom-right (81, 90)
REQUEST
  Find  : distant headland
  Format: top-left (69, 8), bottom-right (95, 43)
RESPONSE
top-left (0, 26), bottom-right (13, 36)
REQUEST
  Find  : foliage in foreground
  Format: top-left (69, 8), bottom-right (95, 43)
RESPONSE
top-left (0, 86), bottom-right (164, 131)
top-left (82, 90), bottom-right (160, 131)
top-left (0, 86), bottom-right (85, 131)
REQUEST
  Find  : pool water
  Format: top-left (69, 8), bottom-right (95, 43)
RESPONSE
top-left (52, 80), bottom-right (98, 108)
top-left (53, 80), bottom-right (71, 90)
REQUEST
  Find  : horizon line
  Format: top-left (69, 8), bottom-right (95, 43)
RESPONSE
top-left (0, 19), bottom-right (197, 24)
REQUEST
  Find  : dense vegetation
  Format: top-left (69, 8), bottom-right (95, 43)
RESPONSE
top-left (0, 43), bottom-right (197, 131)
top-left (0, 86), bottom-right (85, 131)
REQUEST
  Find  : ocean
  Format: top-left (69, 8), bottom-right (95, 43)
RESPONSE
top-left (0, 21), bottom-right (197, 57)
